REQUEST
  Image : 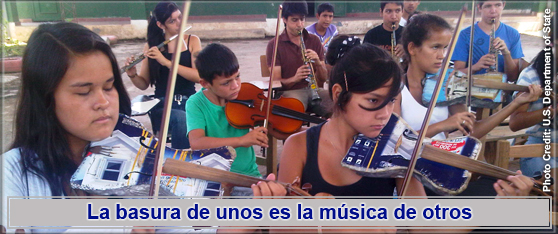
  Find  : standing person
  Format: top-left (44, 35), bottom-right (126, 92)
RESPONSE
top-left (510, 47), bottom-right (556, 177)
top-left (452, 0), bottom-right (523, 83)
top-left (124, 1), bottom-right (202, 149)
top-left (266, 0), bottom-right (332, 117)
top-left (1, 22), bottom-right (132, 233)
top-left (305, 2), bottom-right (338, 52)
top-left (400, 0), bottom-right (420, 26)
top-left (398, 13), bottom-right (540, 196)
top-left (363, 1), bottom-right (405, 60)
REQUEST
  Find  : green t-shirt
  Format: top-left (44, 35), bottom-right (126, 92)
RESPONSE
top-left (186, 90), bottom-right (261, 177)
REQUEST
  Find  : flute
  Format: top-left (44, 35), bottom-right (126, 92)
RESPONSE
top-left (120, 26), bottom-right (192, 74)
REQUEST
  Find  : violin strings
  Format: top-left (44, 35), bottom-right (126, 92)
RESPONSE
top-left (173, 150), bottom-right (188, 193)
top-left (244, 99), bottom-right (323, 124)
top-left (128, 130), bottom-right (147, 186)
top-left (166, 150), bottom-right (181, 187)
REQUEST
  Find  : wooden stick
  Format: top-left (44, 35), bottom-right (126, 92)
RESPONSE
top-left (150, 0), bottom-right (191, 197)
top-left (162, 158), bottom-right (312, 197)
top-left (421, 145), bottom-right (549, 196)
top-left (473, 77), bottom-right (529, 92)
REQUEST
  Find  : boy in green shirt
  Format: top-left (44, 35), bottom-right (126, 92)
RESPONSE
top-left (186, 43), bottom-right (269, 184)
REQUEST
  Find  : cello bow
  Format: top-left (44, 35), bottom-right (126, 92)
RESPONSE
top-left (398, 5), bottom-right (468, 197)
top-left (149, 0), bottom-right (192, 197)
top-left (262, 5), bottom-right (283, 129)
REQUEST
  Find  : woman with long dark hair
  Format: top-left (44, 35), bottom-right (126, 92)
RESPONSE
top-left (2, 22), bottom-right (131, 233)
top-left (397, 13), bottom-right (538, 196)
top-left (125, 1), bottom-right (202, 149)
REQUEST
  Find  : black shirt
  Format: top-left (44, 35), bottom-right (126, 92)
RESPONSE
top-left (301, 123), bottom-right (397, 196)
top-left (154, 35), bottom-right (196, 98)
top-left (363, 24), bottom-right (404, 53)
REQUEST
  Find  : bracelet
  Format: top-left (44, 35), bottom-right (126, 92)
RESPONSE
top-left (129, 73), bottom-right (137, 79)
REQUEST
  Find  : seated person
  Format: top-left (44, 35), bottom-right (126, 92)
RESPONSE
top-left (398, 13), bottom-right (541, 196)
top-left (305, 2), bottom-right (338, 52)
top-left (251, 43), bottom-right (533, 233)
top-left (451, 0), bottom-right (523, 83)
top-left (266, 0), bottom-right (332, 117)
top-left (186, 43), bottom-right (286, 196)
top-left (363, 1), bottom-right (405, 60)
top-left (125, 1), bottom-right (202, 149)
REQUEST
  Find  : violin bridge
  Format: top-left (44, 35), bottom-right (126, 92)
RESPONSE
top-left (259, 100), bottom-right (264, 111)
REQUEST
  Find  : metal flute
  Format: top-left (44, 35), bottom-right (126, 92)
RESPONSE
top-left (298, 29), bottom-right (321, 103)
top-left (488, 19), bottom-right (498, 72)
top-left (120, 26), bottom-right (192, 74)
top-left (391, 22), bottom-right (397, 57)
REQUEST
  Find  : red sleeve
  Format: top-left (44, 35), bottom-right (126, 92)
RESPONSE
top-left (266, 38), bottom-right (281, 67)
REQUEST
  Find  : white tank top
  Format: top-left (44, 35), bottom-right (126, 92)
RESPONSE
top-left (401, 85), bottom-right (449, 140)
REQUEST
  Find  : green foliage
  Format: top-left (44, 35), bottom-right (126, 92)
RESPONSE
top-left (1, 7), bottom-right (26, 57)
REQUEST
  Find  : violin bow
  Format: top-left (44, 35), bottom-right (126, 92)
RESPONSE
top-left (466, 0), bottom-right (476, 111)
top-left (263, 5), bottom-right (283, 129)
top-left (149, 0), bottom-right (192, 196)
top-left (398, 5), bottom-right (467, 197)
top-left (420, 145), bottom-right (551, 196)
top-left (163, 158), bottom-right (312, 197)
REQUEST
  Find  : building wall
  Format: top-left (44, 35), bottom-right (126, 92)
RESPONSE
top-left (5, 1), bottom-right (547, 23)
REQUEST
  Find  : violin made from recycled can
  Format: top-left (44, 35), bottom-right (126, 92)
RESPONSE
top-left (421, 68), bottom-right (528, 109)
top-left (341, 113), bottom-right (550, 196)
top-left (341, 113), bottom-right (482, 196)
top-left (70, 114), bottom-right (235, 196)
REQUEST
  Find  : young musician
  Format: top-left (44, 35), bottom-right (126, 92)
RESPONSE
top-left (452, 0), bottom-right (523, 82)
top-left (251, 43), bottom-right (533, 233)
top-left (398, 13), bottom-right (540, 196)
top-left (186, 43), bottom-right (289, 196)
top-left (510, 47), bottom-right (556, 177)
top-left (125, 1), bottom-right (202, 149)
top-left (2, 22), bottom-right (132, 233)
top-left (274, 43), bottom-right (425, 196)
top-left (363, 1), bottom-right (405, 59)
top-left (400, 0), bottom-right (420, 27)
top-left (266, 0), bottom-right (332, 117)
top-left (324, 35), bottom-right (361, 73)
top-left (305, 2), bottom-right (338, 52)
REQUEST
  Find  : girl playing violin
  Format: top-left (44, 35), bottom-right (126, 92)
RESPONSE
top-left (251, 38), bottom-right (534, 233)
top-left (398, 13), bottom-right (542, 141)
top-left (2, 22), bottom-right (131, 233)
top-left (253, 43), bottom-right (425, 199)
top-left (124, 1), bottom-right (202, 149)
top-left (397, 13), bottom-right (539, 196)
